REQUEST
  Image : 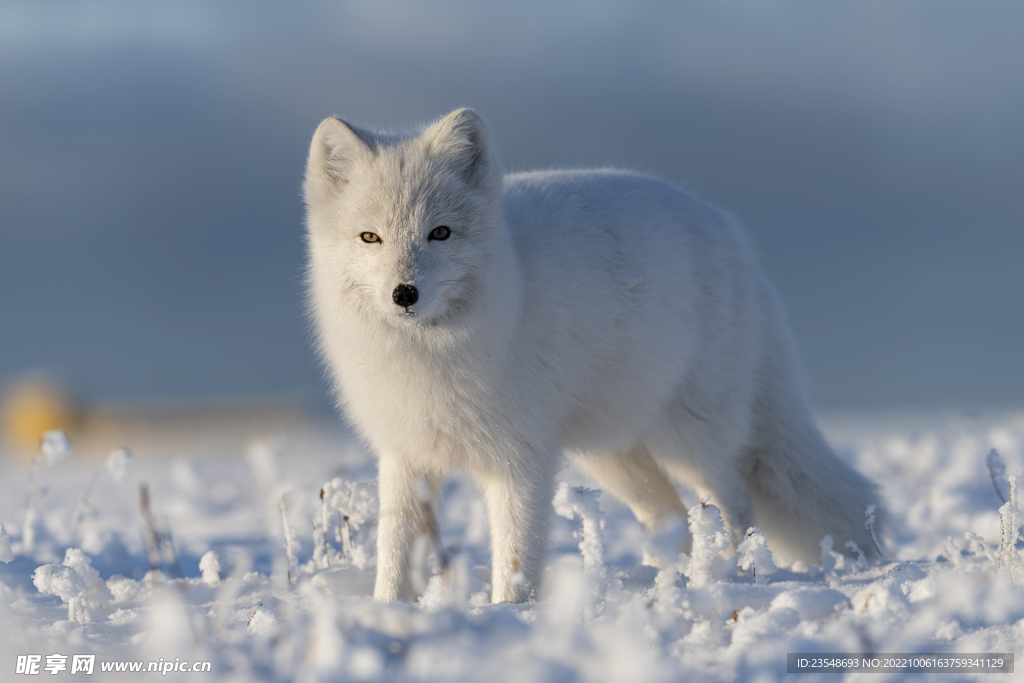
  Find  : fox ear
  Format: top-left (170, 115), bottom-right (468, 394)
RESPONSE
top-left (305, 117), bottom-right (373, 198)
top-left (427, 108), bottom-right (498, 188)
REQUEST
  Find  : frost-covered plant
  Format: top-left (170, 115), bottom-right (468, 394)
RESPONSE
top-left (314, 487), bottom-right (332, 570)
top-left (279, 496), bottom-right (300, 586)
top-left (736, 527), bottom-right (777, 584)
top-left (139, 483), bottom-right (185, 580)
top-left (32, 548), bottom-right (113, 623)
top-left (845, 540), bottom-right (867, 566)
top-left (988, 448), bottom-right (1009, 504)
top-left (818, 533), bottom-right (865, 578)
top-left (280, 479), bottom-right (380, 587)
top-left (819, 534), bottom-right (839, 576)
top-left (965, 531), bottom-right (997, 566)
top-left (136, 483), bottom-right (199, 644)
top-left (998, 470), bottom-right (1022, 580)
top-left (40, 429), bottom-right (72, 466)
top-left (985, 448), bottom-right (1022, 559)
top-left (199, 550), bottom-right (221, 586)
top-left (865, 504), bottom-right (886, 560)
top-left (314, 478), bottom-right (379, 572)
top-left (553, 483), bottom-right (607, 616)
top-left (644, 496), bottom-right (731, 643)
top-left (962, 461), bottom-right (1024, 583)
top-left (684, 496), bottom-right (732, 587)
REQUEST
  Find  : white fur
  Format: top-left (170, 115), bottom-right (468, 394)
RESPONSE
top-left (304, 109), bottom-right (885, 603)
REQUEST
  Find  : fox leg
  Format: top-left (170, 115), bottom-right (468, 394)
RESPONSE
top-left (572, 444), bottom-right (691, 566)
top-left (373, 454), bottom-right (438, 602)
top-left (651, 438), bottom-right (756, 549)
top-left (572, 444), bottom-right (688, 533)
top-left (479, 456), bottom-right (555, 603)
top-left (644, 415), bottom-right (756, 549)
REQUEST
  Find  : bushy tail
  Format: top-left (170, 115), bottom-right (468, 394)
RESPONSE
top-left (742, 294), bottom-right (886, 566)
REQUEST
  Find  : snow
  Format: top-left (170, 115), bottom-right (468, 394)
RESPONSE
top-left (1, 411), bottom-right (1023, 681)
top-left (105, 448), bottom-right (132, 484)
top-left (0, 524), bottom-right (12, 563)
top-left (199, 551), bottom-right (221, 586)
top-left (40, 429), bottom-right (72, 467)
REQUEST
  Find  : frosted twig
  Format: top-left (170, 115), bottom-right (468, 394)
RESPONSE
top-left (279, 496), bottom-right (299, 586)
top-left (998, 470), bottom-right (1022, 573)
top-left (139, 484), bottom-right (185, 580)
top-left (138, 484), bottom-right (197, 643)
top-left (139, 484), bottom-right (163, 578)
top-left (313, 487), bottom-right (331, 569)
top-left (988, 449), bottom-right (1008, 505)
top-left (737, 527), bottom-right (777, 584)
top-left (988, 450), bottom-right (1024, 540)
top-left (845, 540), bottom-right (866, 564)
top-left (335, 510), bottom-right (346, 559)
top-left (965, 531), bottom-right (996, 565)
top-left (865, 505), bottom-right (886, 561)
top-left (320, 488), bottom-right (330, 566)
top-left (247, 600), bottom-right (263, 628)
top-left (318, 479), bottom-right (378, 571)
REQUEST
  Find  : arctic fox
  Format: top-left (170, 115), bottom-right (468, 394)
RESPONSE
top-left (304, 109), bottom-right (884, 603)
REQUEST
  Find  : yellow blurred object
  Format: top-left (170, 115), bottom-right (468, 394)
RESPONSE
top-left (1, 378), bottom-right (314, 461)
top-left (0, 379), bottom-right (77, 455)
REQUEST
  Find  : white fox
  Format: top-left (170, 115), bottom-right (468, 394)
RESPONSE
top-left (304, 109), bottom-right (884, 603)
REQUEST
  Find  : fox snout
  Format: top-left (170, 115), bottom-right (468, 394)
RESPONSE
top-left (392, 283), bottom-right (419, 309)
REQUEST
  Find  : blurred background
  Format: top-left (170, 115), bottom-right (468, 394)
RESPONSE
top-left (1, 0), bottom-right (1022, 458)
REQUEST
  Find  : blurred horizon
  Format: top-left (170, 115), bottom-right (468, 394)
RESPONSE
top-left (2, 0), bottom-right (1022, 412)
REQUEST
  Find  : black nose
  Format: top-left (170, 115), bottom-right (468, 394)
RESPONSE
top-left (392, 283), bottom-right (418, 308)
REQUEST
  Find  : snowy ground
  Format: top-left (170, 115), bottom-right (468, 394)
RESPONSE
top-left (1, 410), bottom-right (1023, 682)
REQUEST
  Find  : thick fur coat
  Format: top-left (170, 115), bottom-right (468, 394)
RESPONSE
top-left (304, 109), bottom-right (884, 603)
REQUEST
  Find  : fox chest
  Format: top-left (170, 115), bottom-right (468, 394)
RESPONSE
top-left (336, 348), bottom-right (518, 466)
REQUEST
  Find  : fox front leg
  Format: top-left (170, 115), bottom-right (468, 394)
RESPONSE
top-left (480, 462), bottom-right (555, 603)
top-left (373, 455), bottom-right (437, 602)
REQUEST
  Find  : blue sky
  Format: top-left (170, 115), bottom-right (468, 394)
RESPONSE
top-left (1, 1), bottom-right (1022, 410)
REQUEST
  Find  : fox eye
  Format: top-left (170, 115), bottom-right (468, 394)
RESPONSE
top-left (429, 226), bottom-right (451, 241)
top-left (360, 232), bottom-right (380, 243)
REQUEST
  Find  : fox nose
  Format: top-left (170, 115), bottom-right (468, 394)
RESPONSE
top-left (392, 283), bottom-right (419, 308)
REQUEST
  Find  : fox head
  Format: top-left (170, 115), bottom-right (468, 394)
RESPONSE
top-left (304, 109), bottom-right (509, 329)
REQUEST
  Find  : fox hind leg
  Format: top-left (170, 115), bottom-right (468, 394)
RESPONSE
top-left (643, 419), bottom-right (756, 550)
top-left (572, 444), bottom-right (690, 567)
